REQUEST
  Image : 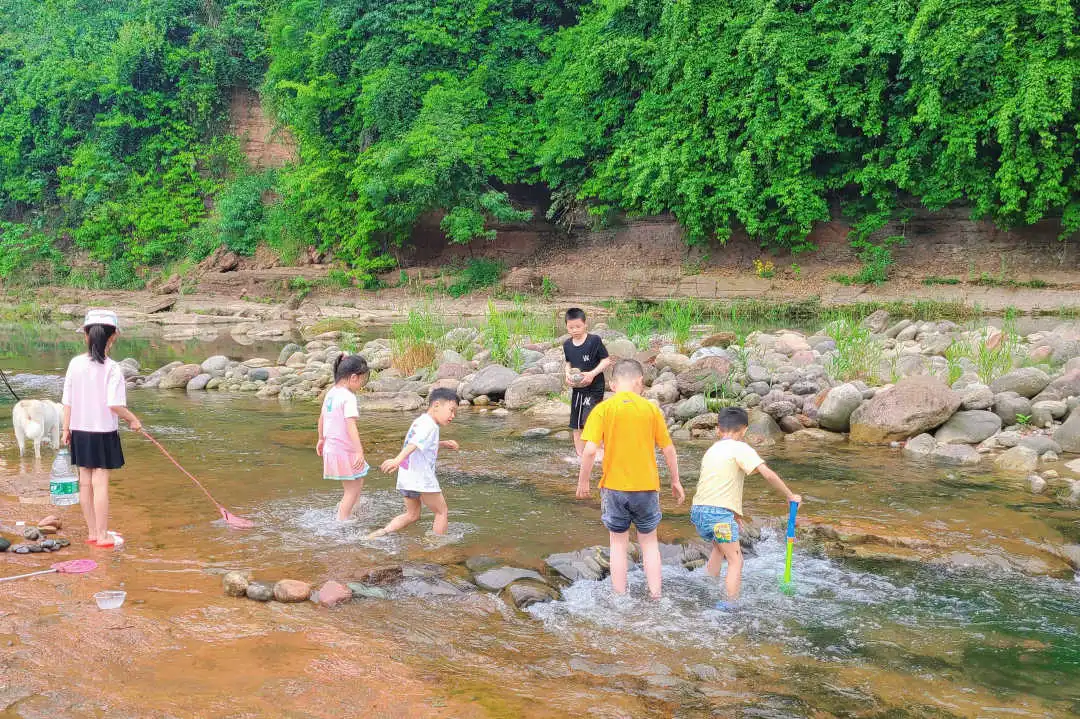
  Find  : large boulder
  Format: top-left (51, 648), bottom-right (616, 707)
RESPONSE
top-left (462, 365), bottom-right (519, 400)
top-left (990, 368), bottom-right (1051, 398)
top-left (201, 355), bottom-right (230, 374)
top-left (774, 333), bottom-right (811, 356)
top-left (186, 373), bottom-right (213, 392)
top-left (160, 364), bottom-right (202, 390)
top-left (902, 433), bottom-right (937, 458)
top-left (674, 395), bottom-right (708, 421)
top-left (960, 384), bottom-right (995, 411)
top-left (849, 376), bottom-right (961, 445)
top-left (503, 580), bottom-right (559, 609)
top-left (524, 399), bottom-right (572, 423)
top-left (1054, 410), bottom-right (1080, 454)
top-left (505, 374), bottom-right (564, 410)
top-left (933, 410), bottom-right (1002, 445)
top-left (644, 381), bottom-right (679, 405)
top-left (817, 384), bottom-right (863, 432)
top-left (676, 356), bottom-right (734, 396)
top-left (1033, 370), bottom-right (1080, 403)
top-left (473, 567), bottom-right (545, 592)
top-left (654, 352), bottom-right (692, 374)
top-left (605, 338), bottom-right (638, 360)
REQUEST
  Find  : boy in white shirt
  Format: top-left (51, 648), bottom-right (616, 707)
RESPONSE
top-left (367, 388), bottom-right (459, 538)
top-left (690, 407), bottom-right (800, 609)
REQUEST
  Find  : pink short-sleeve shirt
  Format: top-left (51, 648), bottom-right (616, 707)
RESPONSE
top-left (62, 354), bottom-right (126, 432)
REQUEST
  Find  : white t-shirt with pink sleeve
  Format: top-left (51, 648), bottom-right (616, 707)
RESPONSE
top-left (62, 354), bottom-right (127, 433)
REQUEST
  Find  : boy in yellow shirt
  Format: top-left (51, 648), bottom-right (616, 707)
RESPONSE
top-left (576, 359), bottom-right (684, 599)
top-left (691, 407), bottom-right (800, 609)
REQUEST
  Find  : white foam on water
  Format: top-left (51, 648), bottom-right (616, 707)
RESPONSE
top-left (530, 529), bottom-right (915, 656)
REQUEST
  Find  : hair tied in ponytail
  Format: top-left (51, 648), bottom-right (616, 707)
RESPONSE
top-left (334, 354), bottom-right (369, 383)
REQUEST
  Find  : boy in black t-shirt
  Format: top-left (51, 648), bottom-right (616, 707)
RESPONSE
top-left (563, 307), bottom-right (612, 459)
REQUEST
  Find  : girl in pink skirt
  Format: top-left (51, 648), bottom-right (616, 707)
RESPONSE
top-left (317, 354), bottom-right (370, 520)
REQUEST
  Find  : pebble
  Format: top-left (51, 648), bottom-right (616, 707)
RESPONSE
top-left (22, 528), bottom-right (41, 541)
top-left (348, 583), bottom-right (390, 600)
top-left (28, 544), bottom-right (43, 553)
top-left (245, 582), bottom-right (275, 602)
top-left (13, 545), bottom-right (30, 554)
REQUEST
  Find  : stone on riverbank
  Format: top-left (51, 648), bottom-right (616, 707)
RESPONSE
top-left (990, 368), bottom-right (1050, 398)
top-left (273, 579), bottom-right (312, 603)
top-left (505, 374), bottom-right (563, 410)
top-left (849, 376), bottom-right (961, 445)
top-left (676, 356), bottom-right (734, 396)
top-left (460, 365), bottom-right (518, 400)
top-left (903, 433), bottom-right (936, 457)
top-left (351, 565), bottom-right (404, 586)
top-left (160, 364), bottom-right (202, 390)
top-left (187, 373), bottom-right (212, 391)
top-left (746, 409), bottom-right (784, 447)
top-left (817, 383), bottom-right (862, 432)
top-left (1053, 411), bottom-right (1080, 454)
top-left (348, 582), bottom-right (390, 600)
top-left (356, 392), bottom-right (425, 412)
top-left (933, 410), bottom-right (1001, 445)
top-left (222, 571), bottom-right (250, 597)
top-left (931, 444), bottom-right (982, 466)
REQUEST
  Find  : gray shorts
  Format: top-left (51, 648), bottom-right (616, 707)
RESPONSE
top-left (400, 489), bottom-right (422, 499)
top-left (600, 489), bottom-right (662, 534)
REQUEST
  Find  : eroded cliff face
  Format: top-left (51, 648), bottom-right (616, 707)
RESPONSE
top-left (228, 89), bottom-right (296, 169)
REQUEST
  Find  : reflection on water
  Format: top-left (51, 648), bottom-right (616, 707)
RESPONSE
top-left (1, 354), bottom-right (1079, 716)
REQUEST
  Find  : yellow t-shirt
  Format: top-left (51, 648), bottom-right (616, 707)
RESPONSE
top-left (581, 391), bottom-right (672, 492)
top-left (692, 439), bottom-right (764, 515)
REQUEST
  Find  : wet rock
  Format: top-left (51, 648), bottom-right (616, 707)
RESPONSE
top-left (933, 410), bottom-right (1002, 445)
top-left (1028, 474), bottom-right (1048, 493)
top-left (994, 446), bottom-right (1039, 473)
top-left (22, 527), bottom-right (40, 541)
top-left (248, 368), bottom-right (270, 382)
top-left (524, 399), bottom-right (572, 424)
top-left (1065, 458), bottom-right (1080, 474)
top-left (996, 430), bottom-right (1021, 448)
top-left (903, 433), bottom-right (936, 457)
top-left (28, 544), bottom-right (42, 553)
top-left (13, 544), bottom-right (30, 554)
top-left (351, 565), bottom-right (404, 586)
top-left (522, 428), bottom-right (551, 439)
top-left (39, 539), bottom-right (58, 550)
top-left (400, 578), bottom-right (469, 597)
top-left (1053, 411), bottom-right (1080, 454)
top-left (931, 444), bottom-right (982, 466)
top-left (545, 547), bottom-right (607, 582)
top-left (316, 580), bottom-right (352, 608)
top-left (850, 376), bottom-right (961, 445)
top-left (160, 364), bottom-right (202, 390)
top-left (473, 567), bottom-right (545, 592)
top-left (0, 537), bottom-right (9, 552)
top-left (348, 583), bottom-right (389, 600)
top-left (273, 579), bottom-right (312, 603)
top-left (492, 408), bottom-right (510, 418)
top-left (817, 383), bottom-right (863, 432)
top-left (37, 525), bottom-right (57, 535)
top-left (464, 556), bottom-right (499, 572)
top-left (505, 374), bottom-right (564, 410)
top-left (245, 582), bottom-right (274, 602)
top-left (356, 392), bottom-right (425, 412)
top-left (55, 538), bottom-right (70, 548)
top-left (222, 571), bottom-right (250, 597)
top-left (503, 579), bottom-right (559, 609)
top-left (778, 415), bottom-right (803, 434)
top-left (186, 373), bottom-right (212, 391)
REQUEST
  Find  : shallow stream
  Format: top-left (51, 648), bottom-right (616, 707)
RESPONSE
top-left (0, 329), bottom-right (1077, 717)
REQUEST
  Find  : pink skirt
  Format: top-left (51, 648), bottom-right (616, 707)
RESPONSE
top-left (323, 451), bottom-right (369, 481)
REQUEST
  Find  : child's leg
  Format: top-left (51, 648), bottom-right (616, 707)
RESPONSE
top-left (367, 497), bottom-right (422, 538)
top-left (608, 530), bottom-right (631, 594)
top-left (572, 430), bottom-right (584, 458)
top-left (706, 542), bottom-right (725, 577)
top-left (337, 479), bottom-right (364, 520)
top-left (91, 469), bottom-right (110, 541)
top-left (420, 492), bottom-right (449, 535)
top-left (718, 541), bottom-right (743, 600)
top-left (637, 529), bottom-right (663, 599)
top-left (78, 467), bottom-right (98, 541)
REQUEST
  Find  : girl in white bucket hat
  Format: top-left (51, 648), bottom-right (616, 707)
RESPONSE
top-left (61, 309), bottom-right (142, 548)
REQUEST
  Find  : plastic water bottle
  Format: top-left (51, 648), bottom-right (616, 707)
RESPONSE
top-left (50, 449), bottom-right (79, 506)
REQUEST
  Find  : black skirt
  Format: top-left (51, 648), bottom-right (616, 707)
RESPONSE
top-left (70, 430), bottom-right (125, 470)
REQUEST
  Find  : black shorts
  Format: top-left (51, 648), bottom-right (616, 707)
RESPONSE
top-left (570, 388), bottom-right (605, 430)
top-left (70, 430), bottom-right (125, 470)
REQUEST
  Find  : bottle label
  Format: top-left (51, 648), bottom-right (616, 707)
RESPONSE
top-left (50, 480), bottom-right (79, 495)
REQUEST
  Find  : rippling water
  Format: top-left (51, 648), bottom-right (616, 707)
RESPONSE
top-left (1, 331), bottom-right (1078, 717)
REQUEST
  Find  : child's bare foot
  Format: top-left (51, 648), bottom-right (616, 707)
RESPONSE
top-left (365, 528), bottom-right (389, 540)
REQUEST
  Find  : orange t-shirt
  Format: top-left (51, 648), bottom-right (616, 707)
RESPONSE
top-left (581, 391), bottom-right (672, 492)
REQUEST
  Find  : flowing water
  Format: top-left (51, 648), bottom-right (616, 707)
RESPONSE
top-left (0, 329), bottom-right (1078, 717)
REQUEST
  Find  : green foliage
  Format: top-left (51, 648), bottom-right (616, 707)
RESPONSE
top-left (660, 299), bottom-right (702, 351)
top-left (826, 317), bottom-right (883, 382)
top-left (447, 258), bottom-right (504, 298)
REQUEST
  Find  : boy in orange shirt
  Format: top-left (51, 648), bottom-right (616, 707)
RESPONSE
top-left (576, 359), bottom-right (684, 599)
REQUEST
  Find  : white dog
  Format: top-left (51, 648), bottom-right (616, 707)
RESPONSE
top-left (12, 399), bottom-right (63, 458)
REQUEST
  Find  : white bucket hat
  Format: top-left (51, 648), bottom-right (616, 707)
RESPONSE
top-left (80, 309), bottom-right (121, 333)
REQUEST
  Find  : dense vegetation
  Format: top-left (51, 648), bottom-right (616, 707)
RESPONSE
top-left (0, 0), bottom-right (1077, 287)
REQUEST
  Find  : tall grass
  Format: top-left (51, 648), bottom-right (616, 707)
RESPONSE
top-left (944, 320), bottom-right (1022, 384)
top-left (825, 317), bottom-right (883, 382)
top-left (660, 299), bottom-right (703, 350)
top-left (485, 299), bottom-right (514, 368)
top-left (626, 314), bottom-right (655, 350)
top-left (391, 304), bottom-right (446, 375)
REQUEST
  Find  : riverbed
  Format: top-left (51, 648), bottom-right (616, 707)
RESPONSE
top-left (0, 331), bottom-right (1078, 717)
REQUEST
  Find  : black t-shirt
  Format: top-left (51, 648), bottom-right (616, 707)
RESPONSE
top-left (563, 334), bottom-right (609, 394)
